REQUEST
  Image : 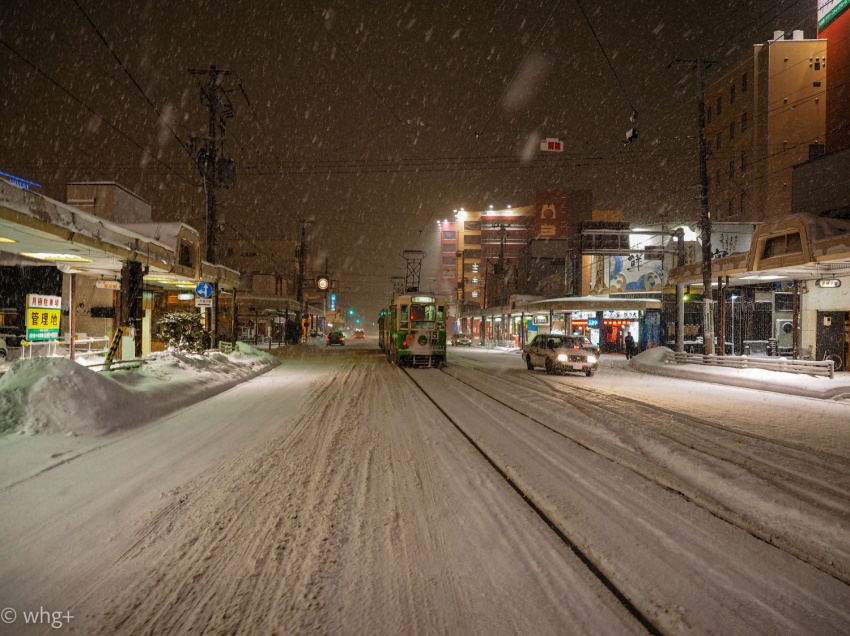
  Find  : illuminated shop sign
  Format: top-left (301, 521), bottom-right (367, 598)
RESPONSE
top-left (816, 279), bottom-right (841, 288)
top-left (819, 0), bottom-right (849, 30)
top-left (0, 170), bottom-right (42, 190)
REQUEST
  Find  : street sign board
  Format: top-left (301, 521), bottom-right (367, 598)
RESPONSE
top-left (95, 280), bottom-right (121, 290)
top-left (195, 297), bottom-right (213, 307)
top-left (539, 137), bottom-right (564, 152)
top-left (195, 282), bottom-right (213, 298)
top-left (26, 294), bottom-right (61, 342)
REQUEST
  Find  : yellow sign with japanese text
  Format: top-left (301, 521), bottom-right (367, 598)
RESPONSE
top-left (26, 294), bottom-right (62, 341)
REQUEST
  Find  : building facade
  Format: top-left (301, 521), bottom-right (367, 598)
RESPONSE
top-left (705, 31), bottom-right (827, 223)
top-left (819, 0), bottom-right (850, 152)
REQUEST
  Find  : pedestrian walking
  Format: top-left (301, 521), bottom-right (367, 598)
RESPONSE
top-left (624, 333), bottom-right (635, 360)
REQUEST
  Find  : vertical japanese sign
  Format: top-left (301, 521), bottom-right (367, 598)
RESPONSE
top-left (26, 294), bottom-right (62, 342)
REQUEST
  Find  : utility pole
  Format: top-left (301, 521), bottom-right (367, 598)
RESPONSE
top-left (297, 220), bottom-right (309, 335)
top-left (670, 56), bottom-right (715, 355)
top-left (189, 65), bottom-right (236, 348)
top-left (456, 250), bottom-right (466, 307)
top-left (190, 65), bottom-right (236, 264)
top-left (696, 57), bottom-right (715, 356)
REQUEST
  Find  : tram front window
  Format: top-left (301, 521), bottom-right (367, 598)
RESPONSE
top-left (410, 304), bottom-right (436, 328)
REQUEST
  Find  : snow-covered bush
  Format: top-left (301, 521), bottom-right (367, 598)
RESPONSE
top-left (156, 311), bottom-right (211, 353)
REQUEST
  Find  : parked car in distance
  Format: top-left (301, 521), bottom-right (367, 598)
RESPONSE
top-left (451, 332), bottom-right (472, 346)
top-left (352, 329), bottom-right (365, 339)
top-left (326, 331), bottom-right (345, 346)
top-left (522, 334), bottom-right (599, 376)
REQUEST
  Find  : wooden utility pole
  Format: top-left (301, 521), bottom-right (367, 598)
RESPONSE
top-left (189, 64), bottom-right (236, 348)
top-left (696, 57), bottom-right (715, 355)
top-left (669, 56), bottom-right (715, 355)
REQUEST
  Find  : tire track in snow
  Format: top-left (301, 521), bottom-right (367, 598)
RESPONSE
top-left (447, 363), bottom-right (850, 585)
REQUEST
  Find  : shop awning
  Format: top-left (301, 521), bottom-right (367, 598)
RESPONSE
top-left (516, 296), bottom-right (662, 313)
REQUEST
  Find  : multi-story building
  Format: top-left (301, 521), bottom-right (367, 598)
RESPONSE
top-left (442, 190), bottom-right (593, 322)
top-left (819, 0), bottom-right (850, 152)
top-left (436, 218), bottom-right (459, 324)
top-left (456, 204), bottom-right (534, 310)
top-left (705, 30), bottom-right (827, 223)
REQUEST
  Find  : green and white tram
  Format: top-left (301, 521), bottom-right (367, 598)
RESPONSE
top-left (379, 294), bottom-right (447, 367)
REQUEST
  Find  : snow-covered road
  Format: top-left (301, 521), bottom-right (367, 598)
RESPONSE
top-left (1, 340), bottom-right (848, 634)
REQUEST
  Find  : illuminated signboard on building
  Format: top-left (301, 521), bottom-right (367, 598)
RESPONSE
top-left (25, 294), bottom-right (62, 342)
top-left (819, 0), bottom-right (849, 29)
top-left (817, 278), bottom-right (841, 288)
top-left (0, 170), bottom-right (42, 190)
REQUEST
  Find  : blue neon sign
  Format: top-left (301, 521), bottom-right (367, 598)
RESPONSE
top-left (0, 170), bottom-right (42, 190)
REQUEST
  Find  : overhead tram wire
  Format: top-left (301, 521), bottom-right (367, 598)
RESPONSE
top-left (71, 0), bottom-right (195, 166)
top-left (476, 0), bottom-right (563, 139)
top-left (0, 37), bottom-right (193, 186)
top-left (574, 0), bottom-right (636, 115)
top-left (237, 80), bottom-right (284, 167)
top-left (411, 1), bottom-right (563, 254)
top-left (638, 0), bottom-right (815, 147)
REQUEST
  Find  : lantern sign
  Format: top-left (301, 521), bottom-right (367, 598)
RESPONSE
top-left (539, 138), bottom-right (564, 152)
top-left (26, 294), bottom-right (62, 342)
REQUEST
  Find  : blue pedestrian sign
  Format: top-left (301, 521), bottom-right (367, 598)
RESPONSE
top-left (195, 282), bottom-right (213, 299)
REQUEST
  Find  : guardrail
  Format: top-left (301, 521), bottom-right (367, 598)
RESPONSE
top-left (70, 336), bottom-right (110, 355)
top-left (663, 350), bottom-right (835, 379)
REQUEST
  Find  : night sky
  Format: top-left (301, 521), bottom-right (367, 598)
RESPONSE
top-left (1, 0), bottom-right (815, 317)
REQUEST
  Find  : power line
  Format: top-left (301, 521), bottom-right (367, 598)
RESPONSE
top-left (70, 0), bottom-right (194, 164)
top-left (573, 0), bottom-right (635, 113)
top-left (476, 0), bottom-right (563, 138)
top-left (0, 36), bottom-right (192, 185)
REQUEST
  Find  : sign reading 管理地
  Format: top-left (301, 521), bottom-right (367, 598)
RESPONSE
top-left (26, 294), bottom-right (62, 342)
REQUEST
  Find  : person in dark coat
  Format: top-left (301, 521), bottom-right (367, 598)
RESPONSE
top-left (624, 333), bottom-right (635, 360)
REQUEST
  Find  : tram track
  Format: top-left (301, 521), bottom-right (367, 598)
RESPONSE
top-left (401, 363), bottom-right (850, 632)
top-left (400, 366), bottom-right (663, 636)
top-left (435, 360), bottom-right (850, 586)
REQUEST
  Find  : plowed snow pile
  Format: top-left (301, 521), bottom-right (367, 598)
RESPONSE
top-left (0, 345), bottom-right (278, 436)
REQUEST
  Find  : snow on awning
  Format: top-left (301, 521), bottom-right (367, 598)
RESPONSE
top-left (516, 296), bottom-right (662, 313)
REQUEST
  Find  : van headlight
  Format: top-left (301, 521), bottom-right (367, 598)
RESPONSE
top-left (587, 355), bottom-right (597, 364)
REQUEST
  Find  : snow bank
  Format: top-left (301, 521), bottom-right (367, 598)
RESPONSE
top-left (630, 346), bottom-right (850, 400)
top-left (0, 343), bottom-right (279, 436)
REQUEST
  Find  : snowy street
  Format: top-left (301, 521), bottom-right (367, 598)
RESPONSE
top-left (1, 339), bottom-right (849, 634)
